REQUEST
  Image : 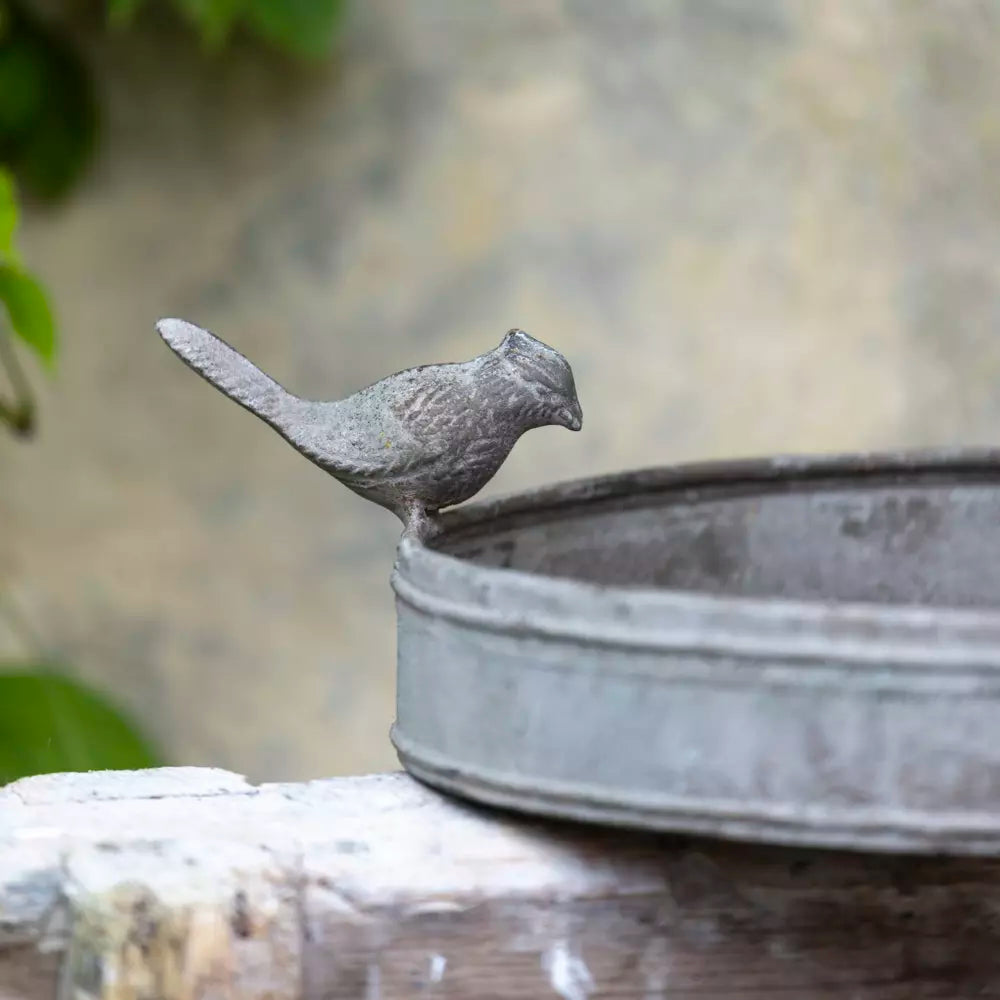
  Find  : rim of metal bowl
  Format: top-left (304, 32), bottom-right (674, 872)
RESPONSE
top-left (395, 447), bottom-right (1000, 669)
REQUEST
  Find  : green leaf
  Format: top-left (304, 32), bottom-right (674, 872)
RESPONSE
top-left (0, 2), bottom-right (98, 200)
top-left (175, 0), bottom-right (244, 48)
top-left (106, 0), bottom-right (147, 26)
top-left (0, 38), bottom-right (46, 134)
top-left (0, 668), bottom-right (162, 785)
top-left (105, 0), bottom-right (345, 60)
top-left (0, 168), bottom-right (17, 258)
top-left (0, 264), bottom-right (56, 368)
top-left (243, 0), bottom-right (345, 59)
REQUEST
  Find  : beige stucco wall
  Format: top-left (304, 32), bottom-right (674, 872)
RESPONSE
top-left (3, 1), bottom-right (1000, 779)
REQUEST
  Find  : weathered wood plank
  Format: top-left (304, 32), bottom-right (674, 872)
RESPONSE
top-left (3, 767), bottom-right (1000, 998)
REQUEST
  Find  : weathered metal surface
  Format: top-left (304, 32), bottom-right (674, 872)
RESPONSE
top-left (156, 319), bottom-right (581, 539)
top-left (392, 449), bottom-right (1000, 854)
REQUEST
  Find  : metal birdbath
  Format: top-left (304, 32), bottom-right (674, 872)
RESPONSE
top-left (159, 319), bottom-right (1000, 856)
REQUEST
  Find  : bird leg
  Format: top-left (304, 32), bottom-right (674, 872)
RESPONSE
top-left (402, 503), bottom-right (442, 544)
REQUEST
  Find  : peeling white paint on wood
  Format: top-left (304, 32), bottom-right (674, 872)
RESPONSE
top-left (428, 954), bottom-right (446, 983)
top-left (542, 941), bottom-right (595, 1000)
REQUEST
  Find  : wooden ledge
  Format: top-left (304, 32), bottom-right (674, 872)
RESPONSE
top-left (3, 767), bottom-right (1000, 999)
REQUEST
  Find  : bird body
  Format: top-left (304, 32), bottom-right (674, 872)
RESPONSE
top-left (157, 319), bottom-right (582, 539)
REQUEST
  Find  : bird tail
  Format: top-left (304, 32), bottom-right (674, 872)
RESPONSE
top-left (157, 318), bottom-right (293, 426)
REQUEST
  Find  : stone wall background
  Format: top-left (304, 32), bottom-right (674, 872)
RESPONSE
top-left (3, 1), bottom-right (1000, 779)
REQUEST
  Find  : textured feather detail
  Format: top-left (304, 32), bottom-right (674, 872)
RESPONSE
top-left (157, 318), bottom-right (291, 424)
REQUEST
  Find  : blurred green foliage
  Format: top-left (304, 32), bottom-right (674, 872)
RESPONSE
top-left (0, 670), bottom-right (161, 784)
top-left (109, 0), bottom-right (347, 59)
top-left (0, 172), bottom-right (156, 784)
top-left (0, 166), bottom-right (53, 435)
top-left (0, 0), bottom-right (347, 784)
top-left (0, 1), bottom-right (97, 201)
top-left (0, 0), bottom-right (346, 204)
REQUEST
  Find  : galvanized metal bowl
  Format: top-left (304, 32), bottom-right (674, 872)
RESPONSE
top-left (390, 450), bottom-right (1000, 855)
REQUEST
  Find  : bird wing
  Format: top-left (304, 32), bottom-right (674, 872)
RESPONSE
top-left (282, 373), bottom-right (463, 485)
top-left (340, 372), bottom-right (478, 488)
top-left (388, 373), bottom-right (476, 452)
top-left (276, 368), bottom-right (479, 491)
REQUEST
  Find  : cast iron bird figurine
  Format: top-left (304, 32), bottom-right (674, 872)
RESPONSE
top-left (157, 319), bottom-right (582, 540)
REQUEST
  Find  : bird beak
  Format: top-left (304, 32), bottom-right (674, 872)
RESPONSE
top-left (559, 400), bottom-right (583, 432)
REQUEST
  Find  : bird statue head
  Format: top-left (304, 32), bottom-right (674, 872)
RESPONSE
top-left (498, 328), bottom-right (583, 432)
